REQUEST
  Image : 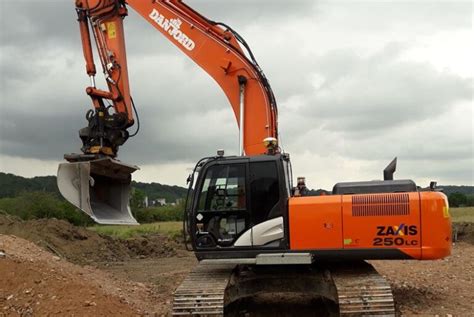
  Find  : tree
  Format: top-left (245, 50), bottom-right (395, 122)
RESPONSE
top-left (130, 188), bottom-right (147, 210)
top-left (0, 191), bottom-right (93, 226)
top-left (466, 194), bottom-right (474, 207)
top-left (448, 192), bottom-right (467, 207)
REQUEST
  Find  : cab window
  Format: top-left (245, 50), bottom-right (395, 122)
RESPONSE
top-left (250, 161), bottom-right (280, 224)
top-left (198, 164), bottom-right (246, 211)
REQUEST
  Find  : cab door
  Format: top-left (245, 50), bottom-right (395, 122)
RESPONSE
top-left (192, 162), bottom-right (250, 249)
top-left (233, 160), bottom-right (285, 248)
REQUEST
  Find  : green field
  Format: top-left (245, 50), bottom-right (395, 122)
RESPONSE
top-left (450, 207), bottom-right (474, 223)
top-left (89, 221), bottom-right (182, 239)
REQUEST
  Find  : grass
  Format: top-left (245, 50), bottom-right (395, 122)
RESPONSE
top-left (88, 221), bottom-right (182, 239)
top-left (450, 207), bottom-right (474, 223)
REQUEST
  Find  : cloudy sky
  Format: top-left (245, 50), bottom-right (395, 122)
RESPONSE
top-left (0, 0), bottom-right (472, 189)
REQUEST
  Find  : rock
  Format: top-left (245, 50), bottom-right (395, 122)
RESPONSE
top-left (52, 256), bottom-right (61, 261)
top-left (84, 300), bottom-right (97, 307)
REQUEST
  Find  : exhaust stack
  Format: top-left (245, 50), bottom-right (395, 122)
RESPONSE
top-left (57, 156), bottom-right (139, 225)
top-left (383, 157), bottom-right (397, 181)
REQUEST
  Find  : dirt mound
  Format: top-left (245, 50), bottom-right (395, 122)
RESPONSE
top-left (453, 222), bottom-right (474, 244)
top-left (0, 235), bottom-right (167, 316)
top-left (0, 214), bottom-right (177, 264)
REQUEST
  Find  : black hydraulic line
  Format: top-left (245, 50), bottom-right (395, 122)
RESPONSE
top-left (213, 22), bottom-right (279, 130)
top-left (128, 96), bottom-right (140, 137)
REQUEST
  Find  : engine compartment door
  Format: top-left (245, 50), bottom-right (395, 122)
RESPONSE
top-left (342, 192), bottom-right (421, 259)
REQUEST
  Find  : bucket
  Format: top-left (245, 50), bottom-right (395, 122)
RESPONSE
top-left (57, 157), bottom-right (139, 225)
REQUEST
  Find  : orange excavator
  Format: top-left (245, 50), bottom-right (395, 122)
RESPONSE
top-left (57, 1), bottom-right (452, 315)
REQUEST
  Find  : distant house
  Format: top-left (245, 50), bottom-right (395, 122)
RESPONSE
top-left (155, 198), bottom-right (166, 206)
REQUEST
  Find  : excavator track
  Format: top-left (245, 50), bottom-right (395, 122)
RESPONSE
top-left (332, 262), bottom-right (395, 316)
top-left (172, 261), bottom-right (394, 316)
top-left (172, 262), bottom-right (235, 316)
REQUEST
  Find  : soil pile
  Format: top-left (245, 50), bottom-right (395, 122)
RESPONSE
top-left (0, 214), bottom-right (177, 264)
top-left (0, 235), bottom-right (167, 316)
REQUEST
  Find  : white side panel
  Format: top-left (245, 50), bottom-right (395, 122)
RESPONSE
top-left (234, 216), bottom-right (284, 247)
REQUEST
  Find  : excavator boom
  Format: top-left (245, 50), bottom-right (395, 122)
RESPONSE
top-left (74, 0), bottom-right (277, 157)
top-left (59, 0), bottom-right (279, 224)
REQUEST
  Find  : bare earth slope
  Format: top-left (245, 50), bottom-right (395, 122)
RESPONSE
top-left (0, 215), bottom-right (177, 264)
top-left (0, 234), bottom-right (173, 316)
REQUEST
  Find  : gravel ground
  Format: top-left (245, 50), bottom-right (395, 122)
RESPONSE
top-left (372, 241), bottom-right (474, 316)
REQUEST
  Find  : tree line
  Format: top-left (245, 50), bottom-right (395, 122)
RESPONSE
top-left (448, 192), bottom-right (474, 207)
top-left (0, 172), bottom-right (187, 226)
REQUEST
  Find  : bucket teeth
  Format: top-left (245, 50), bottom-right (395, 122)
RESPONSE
top-left (57, 157), bottom-right (139, 225)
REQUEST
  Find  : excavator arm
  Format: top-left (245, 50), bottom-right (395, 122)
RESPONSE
top-left (58, 0), bottom-right (279, 224)
top-left (75, 0), bottom-right (278, 156)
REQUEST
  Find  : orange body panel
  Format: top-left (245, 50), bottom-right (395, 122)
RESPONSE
top-left (289, 195), bottom-right (342, 250)
top-left (288, 192), bottom-right (451, 260)
top-left (420, 192), bottom-right (452, 259)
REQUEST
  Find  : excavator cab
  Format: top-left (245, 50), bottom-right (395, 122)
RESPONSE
top-left (184, 154), bottom-right (293, 259)
top-left (57, 155), bottom-right (139, 225)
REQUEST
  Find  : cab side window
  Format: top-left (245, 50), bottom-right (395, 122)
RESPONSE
top-left (250, 161), bottom-right (279, 224)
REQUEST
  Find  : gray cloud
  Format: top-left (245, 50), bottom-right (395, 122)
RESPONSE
top-left (308, 48), bottom-right (472, 133)
top-left (0, 1), bottom-right (77, 50)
